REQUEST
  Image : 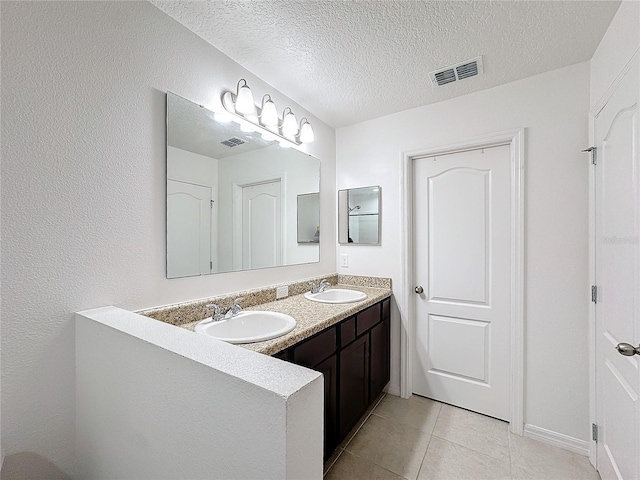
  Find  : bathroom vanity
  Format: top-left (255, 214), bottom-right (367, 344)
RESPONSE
top-left (138, 274), bottom-right (392, 462)
top-left (273, 297), bottom-right (390, 459)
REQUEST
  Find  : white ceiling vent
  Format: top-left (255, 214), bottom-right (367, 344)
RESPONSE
top-left (221, 137), bottom-right (246, 148)
top-left (429, 56), bottom-right (484, 87)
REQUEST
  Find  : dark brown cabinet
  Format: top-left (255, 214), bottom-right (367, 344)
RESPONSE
top-left (316, 354), bottom-right (338, 456)
top-left (276, 296), bottom-right (391, 460)
top-left (338, 333), bottom-right (369, 439)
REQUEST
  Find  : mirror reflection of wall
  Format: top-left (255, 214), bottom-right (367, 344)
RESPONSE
top-left (338, 186), bottom-right (381, 245)
top-left (166, 92), bottom-right (320, 278)
top-left (297, 193), bottom-right (320, 243)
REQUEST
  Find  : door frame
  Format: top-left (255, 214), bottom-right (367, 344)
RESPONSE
top-left (400, 128), bottom-right (525, 435)
top-left (587, 48), bottom-right (640, 469)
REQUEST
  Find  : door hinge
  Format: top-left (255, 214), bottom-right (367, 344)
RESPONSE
top-left (210, 261), bottom-right (213, 270)
top-left (591, 285), bottom-right (598, 303)
top-left (582, 146), bottom-right (597, 165)
top-left (210, 200), bottom-right (214, 208)
top-left (592, 423), bottom-right (598, 442)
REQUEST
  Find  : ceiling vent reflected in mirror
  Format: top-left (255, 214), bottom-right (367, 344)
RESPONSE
top-left (430, 56), bottom-right (484, 87)
top-left (221, 137), bottom-right (246, 148)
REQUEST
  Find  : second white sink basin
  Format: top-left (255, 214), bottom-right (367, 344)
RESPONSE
top-left (304, 288), bottom-right (367, 304)
top-left (195, 311), bottom-right (296, 344)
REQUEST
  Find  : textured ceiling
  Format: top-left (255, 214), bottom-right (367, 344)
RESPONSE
top-left (152, 0), bottom-right (620, 128)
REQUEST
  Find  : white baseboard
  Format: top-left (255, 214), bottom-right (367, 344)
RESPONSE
top-left (523, 424), bottom-right (590, 456)
top-left (384, 384), bottom-right (400, 397)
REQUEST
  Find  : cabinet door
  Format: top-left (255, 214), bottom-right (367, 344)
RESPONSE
top-left (339, 334), bottom-right (369, 439)
top-left (370, 316), bottom-right (390, 402)
top-left (316, 354), bottom-right (338, 460)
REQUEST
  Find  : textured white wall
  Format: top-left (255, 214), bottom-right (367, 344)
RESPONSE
top-left (589, 1), bottom-right (639, 108)
top-left (0, 1), bottom-right (335, 477)
top-left (337, 62), bottom-right (591, 441)
top-left (75, 307), bottom-right (323, 480)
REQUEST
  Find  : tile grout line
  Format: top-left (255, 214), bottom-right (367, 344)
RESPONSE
top-left (343, 450), bottom-right (413, 480)
top-left (412, 401), bottom-right (444, 480)
top-left (322, 448), bottom-right (343, 478)
top-left (341, 392), bottom-right (387, 451)
top-left (326, 391), bottom-right (388, 476)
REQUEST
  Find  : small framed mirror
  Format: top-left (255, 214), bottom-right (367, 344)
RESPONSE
top-left (338, 186), bottom-right (381, 245)
top-left (297, 193), bottom-right (320, 243)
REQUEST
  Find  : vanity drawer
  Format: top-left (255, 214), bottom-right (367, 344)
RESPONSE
top-left (356, 304), bottom-right (381, 337)
top-left (293, 327), bottom-right (337, 368)
top-left (340, 316), bottom-right (356, 347)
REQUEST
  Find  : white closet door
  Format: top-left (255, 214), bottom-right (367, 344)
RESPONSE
top-left (413, 144), bottom-right (511, 420)
top-left (594, 54), bottom-right (639, 480)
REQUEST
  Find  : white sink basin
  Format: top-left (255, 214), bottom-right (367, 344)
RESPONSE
top-left (195, 311), bottom-right (296, 344)
top-left (304, 288), bottom-right (367, 304)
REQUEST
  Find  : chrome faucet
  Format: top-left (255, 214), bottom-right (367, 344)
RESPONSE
top-left (205, 303), bottom-right (225, 322)
top-left (309, 279), bottom-right (331, 294)
top-left (225, 297), bottom-right (244, 319)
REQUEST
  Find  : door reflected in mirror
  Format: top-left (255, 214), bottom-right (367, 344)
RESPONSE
top-left (166, 92), bottom-right (320, 278)
top-left (338, 186), bottom-right (381, 245)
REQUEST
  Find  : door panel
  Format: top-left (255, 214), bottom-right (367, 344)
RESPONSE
top-left (594, 54), bottom-right (639, 480)
top-left (428, 315), bottom-right (488, 383)
top-left (429, 169), bottom-right (489, 305)
top-left (413, 144), bottom-right (511, 420)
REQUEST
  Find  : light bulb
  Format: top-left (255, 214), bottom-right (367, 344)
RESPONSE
top-left (299, 120), bottom-right (315, 143)
top-left (282, 109), bottom-right (298, 137)
top-left (235, 79), bottom-right (255, 115)
top-left (261, 95), bottom-right (278, 126)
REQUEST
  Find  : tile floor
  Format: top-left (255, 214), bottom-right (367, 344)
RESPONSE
top-left (324, 394), bottom-right (600, 480)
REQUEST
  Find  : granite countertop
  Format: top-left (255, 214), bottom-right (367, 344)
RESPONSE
top-left (180, 284), bottom-right (392, 356)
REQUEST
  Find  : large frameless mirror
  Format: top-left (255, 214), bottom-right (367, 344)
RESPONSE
top-left (166, 92), bottom-right (320, 278)
top-left (338, 186), bottom-right (381, 245)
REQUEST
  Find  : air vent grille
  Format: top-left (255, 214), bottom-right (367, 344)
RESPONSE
top-left (429, 56), bottom-right (484, 87)
top-left (456, 61), bottom-right (478, 80)
top-left (221, 137), bottom-right (245, 148)
top-left (434, 69), bottom-right (456, 86)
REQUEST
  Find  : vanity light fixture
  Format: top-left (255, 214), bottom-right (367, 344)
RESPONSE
top-left (299, 118), bottom-right (315, 143)
top-left (220, 79), bottom-right (315, 146)
top-left (234, 79), bottom-right (255, 115)
top-left (260, 95), bottom-right (279, 127)
top-left (281, 108), bottom-right (298, 137)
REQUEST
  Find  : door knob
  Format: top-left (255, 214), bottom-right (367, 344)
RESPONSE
top-left (616, 343), bottom-right (640, 356)
top-left (415, 286), bottom-right (424, 294)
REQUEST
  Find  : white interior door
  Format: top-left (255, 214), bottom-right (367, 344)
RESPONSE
top-left (413, 144), bottom-right (511, 420)
top-left (242, 180), bottom-right (282, 269)
top-left (594, 54), bottom-right (639, 480)
top-left (167, 179), bottom-right (212, 278)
